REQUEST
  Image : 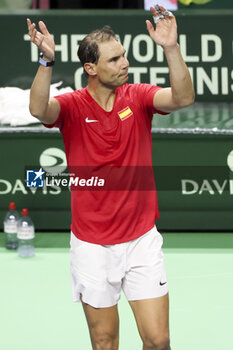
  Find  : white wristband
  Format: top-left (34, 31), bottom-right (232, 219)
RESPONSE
top-left (39, 52), bottom-right (55, 67)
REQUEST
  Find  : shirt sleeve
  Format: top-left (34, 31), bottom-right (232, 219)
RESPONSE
top-left (135, 84), bottom-right (169, 115)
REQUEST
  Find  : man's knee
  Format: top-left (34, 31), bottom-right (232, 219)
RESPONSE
top-left (92, 328), bottom-right (119, 350)
top-left (95, 337), bottom-right (116, 350)
top-left (142, 333), bottom-right (170, 350)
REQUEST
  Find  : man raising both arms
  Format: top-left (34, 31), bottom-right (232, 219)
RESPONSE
top-left (27, 5), bottom-right (194, 350)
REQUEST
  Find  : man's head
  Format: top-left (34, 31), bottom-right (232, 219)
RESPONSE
top-left (78, 26), bottom-right (117, 70)
top-left (78, 26), bottom-right (129, 87)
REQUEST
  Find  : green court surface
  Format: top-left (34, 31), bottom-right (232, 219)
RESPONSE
top-left (0, 232), bottom-right (233, 350)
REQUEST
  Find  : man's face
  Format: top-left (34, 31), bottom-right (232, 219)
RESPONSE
top-left (94, 39), bottom-right (129, 87)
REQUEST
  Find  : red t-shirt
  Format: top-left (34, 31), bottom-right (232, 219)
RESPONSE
top-left (45, 83), bottom-right (166, 244)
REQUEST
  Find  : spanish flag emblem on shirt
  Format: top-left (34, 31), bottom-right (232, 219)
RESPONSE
top-left (118, 106), bottom-right (133, 121)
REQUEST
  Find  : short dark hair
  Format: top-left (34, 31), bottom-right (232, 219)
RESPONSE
top-left (78, 26), bottom-right (118, 75)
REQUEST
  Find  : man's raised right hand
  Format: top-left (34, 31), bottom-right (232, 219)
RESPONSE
top-left (27, 18), bottom-right (55, 61)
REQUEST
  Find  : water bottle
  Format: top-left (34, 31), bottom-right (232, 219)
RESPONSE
top-left (3, 202), bottom-right (20, 250)
top-left (17, 209), bottom-right (35, 258)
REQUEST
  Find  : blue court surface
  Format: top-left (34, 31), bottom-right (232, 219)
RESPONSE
top-left (0, 232), bottom-right (233, 350)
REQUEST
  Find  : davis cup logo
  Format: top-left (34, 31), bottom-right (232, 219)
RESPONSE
top-left (181, 150), bottom-right (233, 195)
top-left (39, 147), bottom-right (67, 174)
top-left (26, 147), bottom-right (67, 188)
top-left (227, 150), bottom-right (233, 172)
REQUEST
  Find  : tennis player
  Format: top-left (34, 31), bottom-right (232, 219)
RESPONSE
top-left (27, 5), bottom-right (194, 350)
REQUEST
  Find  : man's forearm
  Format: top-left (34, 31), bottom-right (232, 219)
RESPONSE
top-left (164, 44), bottom-right (195, 107)
top-left (29, 65), bottom-right (53, 119)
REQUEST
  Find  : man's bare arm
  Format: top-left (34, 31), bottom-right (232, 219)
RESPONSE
top-left (146, 6), bottom-right (195, 112)
top-left (27, 18), bottom-right (60, 124)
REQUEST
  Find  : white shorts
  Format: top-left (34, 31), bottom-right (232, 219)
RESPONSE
top-left (70, 226), bottom-right (168, 308)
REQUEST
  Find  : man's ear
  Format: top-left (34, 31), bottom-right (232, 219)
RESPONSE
top-left (84, 63), bottom-right (97, 76)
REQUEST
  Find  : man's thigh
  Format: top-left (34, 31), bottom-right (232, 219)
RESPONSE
top-left (81, 297), bottom-right (119, 350)
top-left (129, 293), bottom-right (170, 344)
